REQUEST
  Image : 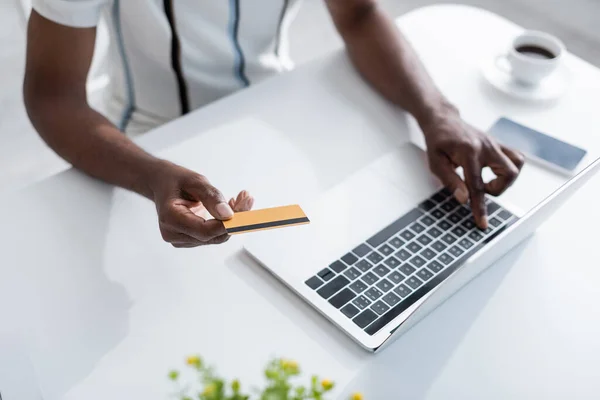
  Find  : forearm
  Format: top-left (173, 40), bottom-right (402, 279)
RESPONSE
top-left (332, 5), bottom-right (456, 126)
top-left (25, 96), bottom-right (166, 200)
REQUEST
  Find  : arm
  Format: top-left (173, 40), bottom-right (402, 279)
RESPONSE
top-left (23, 12), bottom-right (158, 198)
top-left (325, 0), bottom-right (524, 228)
top-left (24, 11), bottom-right (252, 247)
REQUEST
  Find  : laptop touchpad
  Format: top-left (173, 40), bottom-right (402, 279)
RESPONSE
top-left (368, 143), bottom-right (442, 201)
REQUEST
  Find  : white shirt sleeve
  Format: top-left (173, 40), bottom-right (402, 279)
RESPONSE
top-left (32, 0), bottom-right (109, 28)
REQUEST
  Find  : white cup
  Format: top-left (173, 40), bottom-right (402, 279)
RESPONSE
top-left (496, 30), bottom-right (565, 86)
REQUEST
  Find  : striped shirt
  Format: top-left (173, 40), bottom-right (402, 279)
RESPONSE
top-left (32, 0), bottom-right (302, 133)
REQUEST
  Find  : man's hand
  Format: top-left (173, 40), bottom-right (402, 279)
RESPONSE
top-left (422, 110), bottom-right (524, 229)
top-left (150, 162), bottom-right (254, 248)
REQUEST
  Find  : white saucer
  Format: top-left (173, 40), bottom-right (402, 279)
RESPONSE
top-left (481, 56), bottom-right (572, 102)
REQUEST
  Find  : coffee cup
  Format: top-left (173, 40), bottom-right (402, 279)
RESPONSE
top-left (496, 30), bottom-right (565, 86)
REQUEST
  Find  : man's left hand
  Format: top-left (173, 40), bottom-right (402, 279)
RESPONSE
top-left (421, 110), bottom-right (525, 229)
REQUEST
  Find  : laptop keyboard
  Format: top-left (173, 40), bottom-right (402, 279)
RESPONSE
top-left (304, 188), bottom-right (517, 336)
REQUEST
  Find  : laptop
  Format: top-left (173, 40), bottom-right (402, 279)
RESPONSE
top-left (244, 143), bottom-right (600, 352)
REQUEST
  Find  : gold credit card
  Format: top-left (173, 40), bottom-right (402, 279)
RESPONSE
top-left (223, 205), bottom-right (310, 235)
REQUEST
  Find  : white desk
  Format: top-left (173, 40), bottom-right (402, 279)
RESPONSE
top-left (2, 5), bottom-right (600, 399)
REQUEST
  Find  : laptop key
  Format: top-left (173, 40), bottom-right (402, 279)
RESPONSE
top-left (387, 270), bottom-right (405, 284)
top-left (431, 209), bottom-right (445, 219)
top-left (355, 259), bottom-right (373, 273)
top-left (352, 295), bottom-right (372, 310)
top-left (365, 287), bottom-right (383, 301)
top-left (416, 234), bottom-right (432, 246)
top-left (462, 219), bottom-right (476, 230)
top-left (378, 244), bottom-right (394, 256)
top-left (343, 267), bottom-right (361, 281)
top-left (448, 212), bottom-right (462, 224)
top-left (349, 280), bottom-right (368, 294)
top-left (417, 268), bottom-right (434, 281)
top-left (428, 260), bottom-right (444, 273)
top-left (406, 276), bottom-right (424, 289)
top-left (487, 201), bottom-right (501, 215)
top-left (438, 253), bottom-right (454, 265)
top-left (305, 276), bottom-right (324, 290)
top-left (373, 264), bottom-right (390, 277)
top-left (341, 303), bottom-right (360, 319)
top-left (441, 200), bottom-right (458, 213)
top-left (441, 233), bottom-right (457, 245)
top-left (389, 236), bottom-right (405, 249)
top-left (459, 238), bottom-right (474, 250)
top-left (420, 216), bottom-right (436, 227)
top-left (366, 208), bottom-right (423, 247)
top-left (329, 261), bottom-right (347, 273)
top-left (421, 248), bottom-right (437, 260)
top-left (498, 209), bottom-right (513, 221)
top-left (329, 288), bottom-right (356, 309)
top-left (376, 279), bottom-right (394, 292)
top-left (317, 275), bottom-right (350, 299)
top-left (399, 264), bottom-right (416, 276)
top-left (432, 241), bottom-right (447, 252)
top-left (427, 227), bottom-right (443, 238)
top-left (451, 226), bottom-right (467, 238)
top-left (395, 249), bottom-right (412, 261)
top-left (400, 230), bottom-right (416, 241)
top-left (352, 243), bottom-right (371, 257)
top-left (409, 255), bottom-right (426, 268)
top-left (342, 253), bottom-right (359, 265)
top-left (410, 222), bottom-right (426, 234)
top-left (457, 206), bottom-right (471, 218)
top-left (367, 251), bottom-right (384, 264)
top-left (432, 190), bottom-right (450, 203)
top-left (384, 256), bottom-right (401, 269)
top-left (362, 272), bottom-right (379, 285)
top-left (490, 217), bottom-right (502, 227)
top-left (393, 284), bottom-right (412, 298)
top-left (318, 268), bottom-right (335, 281)
top-left (383, 292), bottom-right (401, 307)
top-left (438, 220), bottom-right (453, 231)
top-left (419, 199), bottom-right (437, 211)
top-left (353, 309), bottom-right (378, 328)
top-left (371, 300), bottom-right (390, 315)
top-left (448, 246), bottom-right (464, 257)
top-left (407, 242), bottom-right (423, 254)
top-left (468, 231), bottom-right (483, 242)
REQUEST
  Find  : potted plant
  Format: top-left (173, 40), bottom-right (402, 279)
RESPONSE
top-left (168, 355), bottom-right (363, 400)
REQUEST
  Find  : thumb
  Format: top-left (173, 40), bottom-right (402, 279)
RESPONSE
top-left (432, 156), bottom-right (469, 204)
top-left (183, 176), bottom-right (234, 221)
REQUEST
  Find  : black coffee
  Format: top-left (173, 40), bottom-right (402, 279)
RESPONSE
top-left (515, 45), bottom-right (556, 60)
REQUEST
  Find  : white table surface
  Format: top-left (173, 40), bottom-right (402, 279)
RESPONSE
top-left (2, 5), bottom-right (600, 400)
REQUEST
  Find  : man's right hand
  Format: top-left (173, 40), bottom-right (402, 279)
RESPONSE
top-left (149, 162), bottom-right (254, 248)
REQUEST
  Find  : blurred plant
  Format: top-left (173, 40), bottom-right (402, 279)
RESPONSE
top-left (168, 355), bottom-right (363, 400)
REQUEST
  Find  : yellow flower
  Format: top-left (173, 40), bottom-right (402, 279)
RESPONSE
top-left (231, 379), bottom-right (241, 392)
top-left (321, 379), bottom-right (334, 391)
top-left (186, 355), bottom-right (202, 368)
top-left (280, 359), bottom-right (299, 374)
top-left (168, 370), bottom-right (179, 380)
top-left (202, 383), bottom-right (216, 396)
top-left (350, 392), bottom-right (364, 400)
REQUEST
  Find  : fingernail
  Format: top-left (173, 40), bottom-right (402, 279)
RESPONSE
top-left (454, 188), bottom-right (468, 204)
top-left (215, 202), bottom-right (234, 219)
top-left (481, 216), bottom-right (488, 229)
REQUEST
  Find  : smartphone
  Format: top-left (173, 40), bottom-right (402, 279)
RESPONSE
top-left (488, 117), bottom-right (587, 175)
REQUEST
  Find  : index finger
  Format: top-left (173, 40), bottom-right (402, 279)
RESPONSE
top-left (463, 157), bottom-right (488, 229)
top-left (168, 202), bottom-right (227, 241)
